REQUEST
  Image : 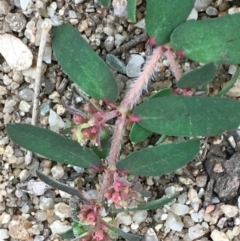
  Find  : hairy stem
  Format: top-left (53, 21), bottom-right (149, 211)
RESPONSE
top-left (122, 46), bottom-right (165, 110)
top-left (166, 48), bottom-right (181, 80)
top-left (107, 46), bottom-right (165, 165)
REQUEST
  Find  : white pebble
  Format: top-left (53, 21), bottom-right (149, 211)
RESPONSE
top-left (0, 229), bottom-right (9, 239)
top-left (54, 203), bottom-right (70, 219)
top-left (131, 222), bottom-right (139, 230)
top-left (221, 204), bottom-right (239, 218)
top-left (211, 230), bottom-right (229, 241)
top-left (116, 212), bottom-right (132, 225)
top-left (0, 34), bottom-right (33, 70)
top-left (165, 212), bottom-right (183, 232)
top-left (19, 100), bottom-right (31, 112)
top-left (171, 203), bottom-right (189, 216)
top-left (132, 210), bottom-right (148, 224)
top-left (50, 220), bottom-right (72, 235)
top-left (49, 110), bottom-right (65, 132)
top-left (51, 166), bottom-right (64, 179)
top-left (188, 224), bottom-right (207, 240)
top-left (126, 54), bottom-right (145, 78)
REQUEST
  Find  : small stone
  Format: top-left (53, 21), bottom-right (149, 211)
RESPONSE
top-left (50, 220), bottom-right (72, 235)
top-left (196, 175), bottom-right (207, 187)
top-left (34, 235), bottom-right (44, 241)
top-left (188, 188), bottom-right (202, 211)
top-left (103, 26), bottom-right (114, 36)
top-left (3, 74), bottom-right (12, 85)
top-left (39, 196), bottom-right (54, 210)
top-left (187, 8), bottom-right (198, 20)
top-left (51, 165), bottom-right (64, 179)
top-left (211, 230), bottom-right (229, 241)
top-left (40, 101), bottom-right (51, 116)
top-left (49, 109), bottom-right (65, 132)
top-left (114, 33), bottom-right (125, 47)
top-left (165, 212), bottom-right (184, 232)
top-left (8, 220), bottom-right (29, 240)
top-left (19, 89), bottom-right (34, 102)
top-left (221, 204), bottom-right (239, 218)
top-left (116, 212), bottom-right (133, 225)
top-left (19, 169), bottom-right (30, 182)
top-left (20, 0), bottom-right (31, 10)
top-left (132, 210), bottom-right (148, 224)
top-left (54, 203), bottom-right (70, 219)
top-left (194, 0), bottom-right (213, 11)
top-left (171, 203), bottom-right (189, 216)
top-left (104, 36), bottom-right (115, 52)
top-left (0, 229), bottom-right (9, 239)
top-left (206, 6), bottom-right (218, 16)
top-left (0, 86), bottom-right (7, 95)
top-left (106, 54), bottom-right (126, 74)
top-left (0, 212), bottom-right (11, 224)
top-left (134, 19), bottom-right (145, 29)
top-left (144, 228), bottom-right (158, 241)
top-left (131, 222), bottom-right (139, 230)
top-left (43, 43), bottom-right (52, 64)
top-left (126, 54), bottom-right (144, 78)
top-left (5, 13), bottom-right (26, 32)
top-left (35, 210), bottom-right (47, 222)
top-left (19, 100), bottom-right (31, 112)
top-left (188, 224), bottom-right (206, 240)
top-left (0, 1), bottom-right (10, 15)
top-left (0, 34), bottom-right (33, 70)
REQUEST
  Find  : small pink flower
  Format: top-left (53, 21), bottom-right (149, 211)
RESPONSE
top-left (94, 230), bottom-right (104, 241)
top-left (86, 211), bottom-right (96, 223)
top-left (113, 181), bottom-right (122, 192)
top-left (111, 192), bottom-right (121, 202)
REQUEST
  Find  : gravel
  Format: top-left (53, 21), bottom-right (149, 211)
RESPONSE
top-left (1, 0), bottom-right (240, 240)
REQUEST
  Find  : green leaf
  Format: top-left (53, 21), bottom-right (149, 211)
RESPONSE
top-left (36, 170), bottom-right (88, 202)
top-left (146, 0), bottom-right (195, 45)
top-left (109, 226), bottom-right (142, 241)
top-left (52, 23), bottom-right (118, 101)
top-left (92, 128), bottom-right (110, 159)
top-left (215, 66), bottom-right (240, 97)
top-left (7, 124), bottom-right (102, 168)
top-left (98, 0), bottom-right (111, 7)
top-left (117, 139), bottom-right (200, 176)
top-left (130, 88), bottom-right (173, 143)
top-left (134, 96), bottom-right (240, 136)
top-left (72, 222), bottom-right (89, 238)
top-left (171, 13), bottom-right (240, 64)
top-left (130, 123), bottom-right (152, 143)
top-left (59, 229), bottom-right (75, 239)
top-left (112, 193), bottom-right (178, 213)
top-left (127, 0), bottom-right (137, 22)
top-left (177, 62), bottom-right (217, 88)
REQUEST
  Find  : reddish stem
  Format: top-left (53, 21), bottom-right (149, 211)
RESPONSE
top-left (166, 48), bottom-right (182, 80)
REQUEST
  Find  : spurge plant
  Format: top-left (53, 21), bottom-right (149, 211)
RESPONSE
top-left (7, 1), bottom-right (240, 240)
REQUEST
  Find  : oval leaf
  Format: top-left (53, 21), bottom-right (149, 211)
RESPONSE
top-left (52, 23), bottom-right (118, 101)
top-left (130, 123), bottom-right (152, 143)
top-left (134, 96), bottom-right (240, 137)
top-left (127, 0), bottom-right (137, 22)
top-left (7, 124), bottom-right (102, 168)
top-left (113, 193), bottom-right (178, 213)
top-left (146, 0), bottom-right (195, 45)
top-left (177, 62), bottom-right (217, 88)
top-left (117, 140), bottom-right (200, 176)
top-left (130, 88), bottom-right (173, 143)
top-left (59, 229), bottom-right (75, 239)
top-left (171, 13), bottom-right (240, 64)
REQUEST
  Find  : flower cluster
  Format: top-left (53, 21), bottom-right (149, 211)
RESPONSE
top-left (104, 173), bottom-right (138, 209)
top-left (71, 103), bottom-right (105, 148)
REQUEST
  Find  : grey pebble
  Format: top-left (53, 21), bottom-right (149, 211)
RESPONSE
top-left (5, 13), bottom-right (26, 32)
